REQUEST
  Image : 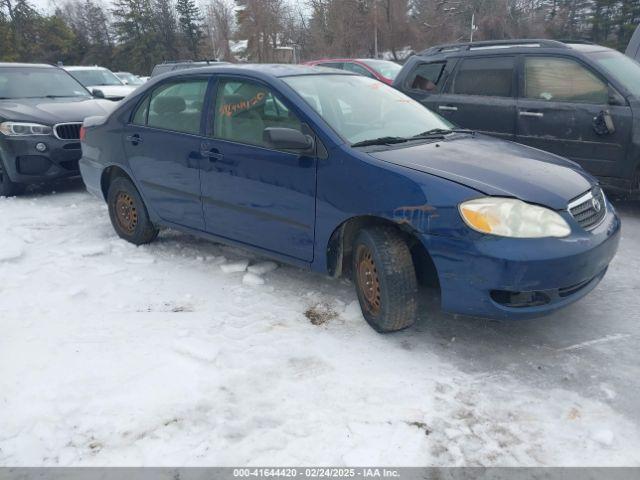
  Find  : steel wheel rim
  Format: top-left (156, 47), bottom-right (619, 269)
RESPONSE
top-left (356, 244), bottom-right (381, 316)
top-left (115, 191), bottom-right (138, 233)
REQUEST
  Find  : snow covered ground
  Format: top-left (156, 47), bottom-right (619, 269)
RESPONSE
top-left (1, 179), bottom-right (639, 466)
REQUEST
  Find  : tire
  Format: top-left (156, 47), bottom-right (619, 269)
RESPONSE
top-left (107, 176), bottom-right (158, 245)
top-left (351, 226), bottom-right (418, 333)
top-left (632, 168), bottom-right (640, 199)
top-left (0, 159), bottom-right (25, 197)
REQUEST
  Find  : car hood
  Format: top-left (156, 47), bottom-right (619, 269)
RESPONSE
top-left (0, 97), bottom-right (116, 125)
top-left (86, 84), bottom-right (136, 98)
top-left (368, 135), bottom-right (594, 210)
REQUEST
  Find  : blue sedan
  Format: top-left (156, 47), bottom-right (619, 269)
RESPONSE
top-left (79, 64), bottom-right (621, 332)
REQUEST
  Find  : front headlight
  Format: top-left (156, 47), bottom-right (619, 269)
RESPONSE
top-left (459, 197), bottom-right (571, 238)
top-left (0, 122), bottom-right (53, 136)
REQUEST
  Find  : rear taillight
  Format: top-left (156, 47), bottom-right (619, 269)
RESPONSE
top-left (79, 126), bottom-right (86, 142)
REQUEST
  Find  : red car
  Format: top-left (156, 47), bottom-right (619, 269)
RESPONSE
top-left (304, 58), bottom-right (401, 85)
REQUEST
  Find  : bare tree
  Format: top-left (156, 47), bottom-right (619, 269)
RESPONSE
top-left (205, 0), bottom-right (234, 60)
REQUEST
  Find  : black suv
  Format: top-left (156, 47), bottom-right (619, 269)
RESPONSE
top-left (394, 39), bottom-right (640, 196)
top-left (0, 63), bottom-right (115, 196)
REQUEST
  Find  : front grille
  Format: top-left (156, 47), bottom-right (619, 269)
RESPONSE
top-left (568, 187), bottom-right (606, 231)
top-left (54, 123), bottom-right (82, 140)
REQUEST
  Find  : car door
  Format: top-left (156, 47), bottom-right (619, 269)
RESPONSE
top-left (199, 77), bottom-right (317, 261)
top-left (123, 76), bottom-right (210, 230)
top-left (432, 56), bottom-right (518, 140)
top-left (516, 55), bottom-right (632, 178)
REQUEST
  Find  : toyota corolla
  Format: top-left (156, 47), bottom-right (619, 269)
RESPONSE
top-left (79, 65), bottom-right (620, 332)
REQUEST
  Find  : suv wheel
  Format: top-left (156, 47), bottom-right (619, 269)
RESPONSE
top-left (352, 226), bottom-right (418, 333)
top-left (0, 160), bottom-right (25, 197)
top-left (107, 176), bottom-right (159, 245)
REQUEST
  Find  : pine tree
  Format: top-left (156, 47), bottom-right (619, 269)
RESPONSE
top-left (176, 0), bottom-right (203, 58)
top-left (154, 0), bottom-right (179, 59)
top-left (112, 0), bottom-right (161, 72)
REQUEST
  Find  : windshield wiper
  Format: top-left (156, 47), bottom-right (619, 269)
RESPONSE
top-left (412, 128), bottom-right (474, 138)
top-left (351, 128), bottom-right (476, 148)
top-left (351, 136), bottom-right (409, 147)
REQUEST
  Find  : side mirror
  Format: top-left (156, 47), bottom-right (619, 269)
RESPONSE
top-left (608, 85), bottom-right (625, 106)
top-left (263, 127), bottom-right (314, 152)
top-left (593, 109), bottom-right (615, 136)
top-left (92, 88), bottom-right (105, 99)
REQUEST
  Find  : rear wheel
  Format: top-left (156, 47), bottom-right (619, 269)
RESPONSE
top-left (352, 226), bottom-right (418, 333)
top-left (107, 176), bottom-right (158, 245)
top-left (0, 159), bottom-right (25, 197)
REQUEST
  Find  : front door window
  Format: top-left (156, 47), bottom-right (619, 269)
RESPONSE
top-left (213, 79), bottom-right (303, 148)
top-left (523, 57), bottom-right (608, 104)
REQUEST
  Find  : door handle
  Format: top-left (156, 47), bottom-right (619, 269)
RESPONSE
top-left (438, 105), bottom-right (458, 112)
top-left (200, 142), bottom-right (224, 160)
top-left (125, 134), bottom-right (143, 145)
top-left (519, 111), bottom-right (544, 118)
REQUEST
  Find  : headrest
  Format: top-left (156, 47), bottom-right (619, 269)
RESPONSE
top-left (153, 96), bottom-right (186, 114)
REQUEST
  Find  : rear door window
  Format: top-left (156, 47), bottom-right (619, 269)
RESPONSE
top-left (131, 96), bottom-right (150, 125)
top-left (523, 56), bottom-right (608, 104)
top-left (317, 62), bottom-right (344, 70)
top-left (406, 62), bottom-right (447, 92)
top-left (147, 79), bottom-right (208, 134)
top-left (452, 57), bottom-right (515, 97)
top-left (343, 62), bottom-right (376, 78)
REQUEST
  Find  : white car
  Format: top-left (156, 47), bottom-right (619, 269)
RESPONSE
top-left (63, 66), bottom-right (137, 101)
top-left (114, 71), bottom-right (145, 86)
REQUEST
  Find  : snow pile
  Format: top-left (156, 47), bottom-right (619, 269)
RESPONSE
top-left (220, 259), bottom-right (249, 273)
top-left (0, 233), bottom-right (25, 262)
top-left (0, 187), bottom-right (639, 466)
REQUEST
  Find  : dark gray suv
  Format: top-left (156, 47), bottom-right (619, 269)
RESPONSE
top-left (394, 39), bottom-right (640, 197)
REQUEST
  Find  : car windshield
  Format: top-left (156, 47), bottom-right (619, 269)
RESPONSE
top-left (360, 59), bottom-right (402, 80)
top-left (70, 69), bottom-right (123, 87)
top-left (117, 73), bottom-right (144, 85)
top-left (0, 67), bottom-right (91, 99)
top-left (283, 74), bottom-right (453, 145)
top-left (588, 50), bottom-right (640, 98)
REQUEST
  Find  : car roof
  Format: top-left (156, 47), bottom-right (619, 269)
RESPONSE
top-left (308, 58), bottom-right (382, 65)
top-left (159, 63), bottom-right (357, 79)
top-left (64, 66), bottom-right (109, 71)
top-left (416, 39), bottom-right (615, 57)
top-left (0, 62), bottom-right (54, 68)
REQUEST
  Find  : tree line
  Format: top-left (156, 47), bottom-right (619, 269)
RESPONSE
top-left (0, 0), bottom-right (638, 75)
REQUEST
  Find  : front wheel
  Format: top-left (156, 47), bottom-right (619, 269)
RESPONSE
top-left (352, 226), bottom-right (418, 333)
top-left (107, 176), bottom-right (159, 245)
top-left (632, 167), bottom-right (640, 199)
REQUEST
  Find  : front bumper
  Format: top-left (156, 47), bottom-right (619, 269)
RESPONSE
top-left (0, 135), bottom-right (82, 184)
top-left (424, 206), bottom-right (621, 319)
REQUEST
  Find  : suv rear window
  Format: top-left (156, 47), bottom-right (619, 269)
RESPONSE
top-left (524, 56), bottom-right (608, 104)
top-left (452, 57), bottom-right (514, 97)
top-left (407, 62), bottom-right (446, 92)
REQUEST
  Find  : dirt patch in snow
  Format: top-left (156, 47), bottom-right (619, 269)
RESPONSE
top-left (305, 303), bottom-right (339, 325)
